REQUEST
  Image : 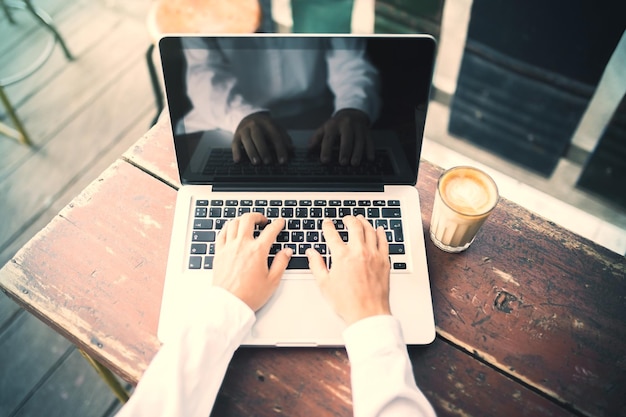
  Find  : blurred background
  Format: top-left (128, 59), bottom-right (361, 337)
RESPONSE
top-left (0, 0), bottom-right (624, 416)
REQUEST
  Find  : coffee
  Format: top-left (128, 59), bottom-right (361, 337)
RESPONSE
top-left (430, 166), bottom-right (498, 253)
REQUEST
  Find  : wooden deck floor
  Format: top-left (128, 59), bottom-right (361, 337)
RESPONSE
top-left (1, 0), bottom-right (154, 415)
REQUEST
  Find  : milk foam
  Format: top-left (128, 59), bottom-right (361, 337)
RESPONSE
top-left (441, 172), bottom-right (497, 215)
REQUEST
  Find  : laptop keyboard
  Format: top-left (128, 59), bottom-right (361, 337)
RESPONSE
top-left (188, 199), bottom-right (407, 272)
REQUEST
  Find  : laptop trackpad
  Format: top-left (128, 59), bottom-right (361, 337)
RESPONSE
top-left (246, 279), bottom-right (345, 346)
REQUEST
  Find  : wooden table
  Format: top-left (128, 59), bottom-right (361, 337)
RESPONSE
top-left (1, 117), bottom-right (624, 417)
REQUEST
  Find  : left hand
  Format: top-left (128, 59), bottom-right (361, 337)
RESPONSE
top-left (213, 213), bottom-right (292, 311)
top-left (308, 108), bottom-right (373, 166)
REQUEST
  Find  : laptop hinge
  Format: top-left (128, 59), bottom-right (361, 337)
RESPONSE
top-left (212, 183), bottom-right (384, 192)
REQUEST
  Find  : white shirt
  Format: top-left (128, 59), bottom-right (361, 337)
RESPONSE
top-left (178, 38), bottom-right (381, 134)
top-left (116, 287), bottom-right (436, 417)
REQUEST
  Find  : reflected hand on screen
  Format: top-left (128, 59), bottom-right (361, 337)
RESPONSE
top-left (233, 112), bottom-right (293, 165)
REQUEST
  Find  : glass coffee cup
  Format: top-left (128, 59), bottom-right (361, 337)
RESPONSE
top-left (429, 166), bottom-right (499, 253)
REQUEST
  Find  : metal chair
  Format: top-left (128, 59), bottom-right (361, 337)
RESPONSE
top-left (0, 0), bottom-right (73, 146)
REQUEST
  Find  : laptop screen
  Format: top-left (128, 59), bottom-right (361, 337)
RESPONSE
top-left (159, 35), bottom-right (435, 189)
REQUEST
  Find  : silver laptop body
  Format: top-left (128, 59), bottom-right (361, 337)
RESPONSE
top-left (158, 34), bottom-right (436, 346)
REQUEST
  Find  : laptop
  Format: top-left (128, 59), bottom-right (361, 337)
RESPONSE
top-left (157, 34), bottom-right (437, 346)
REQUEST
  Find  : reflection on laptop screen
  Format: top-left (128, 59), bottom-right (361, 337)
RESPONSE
top-left (159, 36), bottom-right (435, 188)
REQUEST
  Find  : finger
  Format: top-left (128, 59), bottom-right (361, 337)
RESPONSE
top-left (226, 218), bottom-right (239, 240)
top-left (240, 129), bottom-right (261, 165)
top-left (305, 248), bottom-right (329, 287)
top-left (343, 215), bottom-right (365, 245)
top-left (232, 134), bottom-right (243, 163)
top-left (250, 124), bottom-right (274, 165)
top-left (376, 226), bottom-right (389, 257)
top-left (338, 123), bottom-right (354, 166)
top-left (321, 218), bottom-right (344, 252)
top-left (268, 247), bottom-right (293, 282)
top-left (216, 220), bottom-right (228, 249)
top-left (320, 131), bottom-right (339, 165)
top-left (257, 217), bottom-right (286, 247)
top-left (351, 124), bottom-right (366, 166)
top-left (237, 212), bottom-right (266, 238)
top-left (273, 128), bottom-right (292, 165)
top-left (357, 215), bottom-right (377, 249)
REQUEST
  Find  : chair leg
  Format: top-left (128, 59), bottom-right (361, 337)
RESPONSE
top-left (23, 0), bottom-right (74, 60)
top-left (79, 349), bottom-right (130, 404)
top-left (147, 43), bottom-right (164, 126)
top-left (0, 85), bottom-right (31, 146)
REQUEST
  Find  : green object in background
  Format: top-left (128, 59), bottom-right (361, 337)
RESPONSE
top-left (291, 0), bottom-right (355, 33)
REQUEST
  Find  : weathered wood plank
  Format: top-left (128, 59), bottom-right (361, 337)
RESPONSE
top-left (417, 165), bottom-right (626, 417)
top-left (1, 160), bottom-right (175, 383)
top-left (12, 348), bottom-right (122, 417)
top-left (0, 311), bottom-right (72, 416)
top-left (0, 50), bottom-right (153, 256)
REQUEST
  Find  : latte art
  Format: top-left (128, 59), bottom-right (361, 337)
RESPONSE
top-left (441, 173), bottom-right (497, 216)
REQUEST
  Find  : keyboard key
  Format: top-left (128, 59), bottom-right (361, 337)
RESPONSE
top-left (296, 208), bottom-right (308, 218)
top-left (253, 207), bottom-right (265, 215)
top-left (390, 219), bottom-right (402, 230)
top-left (339, 231), bottom-right (348, 242)
top-left (313, 243), bottom-right (327, 254)
top-left (195, 207), bottom-right (207, 218)
top-left (281, 207), bottom-right (294, 218)
top-left (270, 200), bottom-right (282, 206)
top-left (353, 207), bottom-right (366, 217)
top-left (285, 243), bottom-right (297, 252)
top-left (203, 256), bottom-right (214, 269)
top-left (193, 219), bottom-right (213, 229)
top-left (267, 207), bottom-right (280, 217)
top-left (299, 200), bottom-right (312, 206)
top-left (192, 231), bottom-right (216, 242)
top-left (393, 262), bottom-right (407, 270)
top-left (306, 231), bottom-right (320, 242)
top-left (389, 244), bottom-right (405, 254)
top-left (339, 207), bottom-right (351, 217)
top-left (367, 208), bottom-right (380, 218)
top-left (324, 207), bottom-right (337, 217)
top-left (314, 200), bottom-right (327, 206)
top-left (382, 208), bottom-right (401, 218)
top-left (285, 200), bottom-right (297, 206)
top-left (189, 256), bottom-right (202, 269)
top-left (196, 200), bottom-right (209, 206)
top-left (358, 200), bottom-right (371, 206)
top-left (287, 257), bottom-right (309, 269)
top-left (386, 231), bottom-right (393, 242)
top-left (208, 243), bottom-right (215, 254)
top-left (291, 231), bottom-right (305, 242)
top-left (238, 207), bottom-right (251, 215)
top-left (329, 200), bottom-right (341, 206)
top-left (270, 244), bottom-right (281, 255)
top-left (343, 200), bottom-right (356, 206)
top-left (255, 199), bottom-right (268, 206)
top-left (388, 200), bottom-right (401, 206)
top-left (298, 243), bottom-right (311, 254)
top-left (209, 207), bottom-right (222, 217)
top-left (215, 219), bottom-right (227, 230)
top-left (225, 200), bottom-right (238, 206)
top-left (190, 243), bottom-right (207, 254)
top-left (373, 200), bottom-right (386, 206)
top-left (241, 200), bottom-right (253, 206)
top-left (310, 208), bottom-right (323, 218)
top-left (277, 231), bottom-right (290, 242)
top-left (224, 207), bottom-right (237, 217)
top-left (303, 219), bottom-right (316, 230)
top-left (210, 200), bottom-right (223, 206)
top-left (288, 219), bottom-right (301, 230)
top-left (394, 227), bottom-right (404, 242)
top-left (375, 219), bottom-right (388, 229)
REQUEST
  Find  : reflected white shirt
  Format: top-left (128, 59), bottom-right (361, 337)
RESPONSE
top-left (116, 287), bottom-right (436, 417)
top-left (179, 38), bottom-right (381, 134)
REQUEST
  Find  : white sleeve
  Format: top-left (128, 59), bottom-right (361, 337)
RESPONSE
top-left (326, 38), bottom-right (381, 123)
top-left (343, 315), bottom-right (437, 417)
top-left (115, 287), bottom-right (255, 417)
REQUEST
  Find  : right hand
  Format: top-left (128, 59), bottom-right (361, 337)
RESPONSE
top-left (232, 112), bottom-right (293, 165)
top-left (306, 215), bottom-right (392, 326)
